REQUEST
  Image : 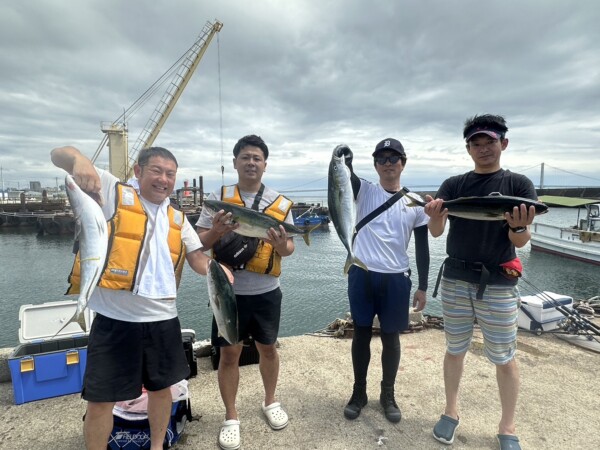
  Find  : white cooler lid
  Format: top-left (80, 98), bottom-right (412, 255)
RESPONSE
top-left (18, 300), bottom-right (93, 343)
top-left (520, 291), bottom-right (573, 309)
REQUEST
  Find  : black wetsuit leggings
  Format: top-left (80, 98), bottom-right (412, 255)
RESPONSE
top-left (351, 325), bottom-right (401, 389)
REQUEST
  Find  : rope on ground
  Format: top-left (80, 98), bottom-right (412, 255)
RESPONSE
top-left (305, 312), bottom-right (445, 338)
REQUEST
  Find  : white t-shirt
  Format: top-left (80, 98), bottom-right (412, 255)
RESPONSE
top-left (196, 186), bottom-right (294, 296)
top-left (87, 169), bottom-right (203, 322)
top-left (353, 180), bottom-right (429, 273)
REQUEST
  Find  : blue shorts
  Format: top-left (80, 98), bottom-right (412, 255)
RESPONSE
top-left (440, 277), bottom-right (519, 365)
top-left (212, 287), bottom-right (282, 347)
top-left (348, 266), bottom-right (412, 333)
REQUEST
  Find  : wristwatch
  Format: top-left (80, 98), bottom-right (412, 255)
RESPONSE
top-left (509, 226), bottom-right (527, 233)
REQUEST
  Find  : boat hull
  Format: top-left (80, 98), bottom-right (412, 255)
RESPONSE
top-left (530, 223), bottom-right (600, 265)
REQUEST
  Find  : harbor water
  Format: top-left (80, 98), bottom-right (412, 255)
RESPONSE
top-left (0, 207), bottom-right (597, 348)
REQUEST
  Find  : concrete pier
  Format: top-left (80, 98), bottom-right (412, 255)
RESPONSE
top-left (0, 328), bottom-right (598, 449)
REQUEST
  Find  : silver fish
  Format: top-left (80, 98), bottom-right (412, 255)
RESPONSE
top-left (54, 174), bottom-right (108, 336)
top-left (203, 199), bottom-right (315, 245)
top-left (206, 259), bottom-right (238, 345)
top-left (406, 192), bottom-right (548, 221)
top-left (327, 146), bottom-right (368, 274)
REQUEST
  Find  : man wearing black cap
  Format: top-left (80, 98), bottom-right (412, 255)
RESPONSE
top-left (424, 114), bottom-right (536, 450)
top-left (334, 138), bottom-right (430, 424)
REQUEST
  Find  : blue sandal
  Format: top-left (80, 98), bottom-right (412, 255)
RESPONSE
top-left (497, 434), bottom-right (521, 450)
top-left (433, 414), bottom-right (459, 445)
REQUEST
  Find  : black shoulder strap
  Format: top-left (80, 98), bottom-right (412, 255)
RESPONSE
top-left (354, 186), bottom-right (410, 236)
top-left (251, 184), bottom-right (265, 211)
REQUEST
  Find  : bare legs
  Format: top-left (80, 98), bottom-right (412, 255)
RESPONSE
top-left (84, 387), bottom-right (173, 450)
top-left (441, 351), bottom-right (519, 435)
top-left (218, 342), bottom-right (281, 420)
top-left (84, 402), bottom-right (115, 450)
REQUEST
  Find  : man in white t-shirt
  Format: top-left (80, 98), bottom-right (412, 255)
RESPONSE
top-left (196, 135), bottom-right (295, 450)
top-left (335, 138), bottom-right (430, 424)
top-left (51, 146), bottom-right (222, 450)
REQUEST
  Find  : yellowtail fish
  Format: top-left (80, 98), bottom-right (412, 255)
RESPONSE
top-left (203, 199), bottom-right (316, 245)
top-left (327, 145), bottom-right (368, 274)
top-left (406, 192), bottom-right (548, 221)
top-left (54, 174), bottom-right (108, 336)
top-left (206, 259), bottom-right (238, 345)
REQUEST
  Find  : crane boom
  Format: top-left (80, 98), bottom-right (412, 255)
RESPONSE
top-left (121, 20), bottom-right (223, 180)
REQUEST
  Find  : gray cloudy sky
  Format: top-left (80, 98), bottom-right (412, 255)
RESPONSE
top-left (1, 0), bottom-right (599, 202)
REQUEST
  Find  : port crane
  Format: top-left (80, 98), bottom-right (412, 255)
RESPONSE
top-left (91, 19), bottom-right (223, 181)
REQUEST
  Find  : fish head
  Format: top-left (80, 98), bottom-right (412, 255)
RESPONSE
top-left (534, 201), bottom-right (549, 216)
top-left (329, 154), bottom-right (351, 187)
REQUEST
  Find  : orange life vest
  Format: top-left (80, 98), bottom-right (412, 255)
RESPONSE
top-left (220, 184), bottom-right (292, 277)
top-left (67, 183), bottom-right (186, 293)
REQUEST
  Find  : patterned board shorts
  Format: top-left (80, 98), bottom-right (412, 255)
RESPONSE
top-left (440, 277), bottom-right (520, 365)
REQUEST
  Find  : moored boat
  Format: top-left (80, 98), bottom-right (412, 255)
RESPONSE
top-left (292, 204), bottom-right (330, 230)
top-left (530, 196), bottom-right (600, 265)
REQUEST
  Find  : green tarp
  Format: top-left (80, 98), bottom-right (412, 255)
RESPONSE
top-left (538, 195), bottom-right (600, 207)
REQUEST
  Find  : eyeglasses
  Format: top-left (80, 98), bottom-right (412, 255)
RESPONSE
top-left (374, 155), bottom-right (403, 165)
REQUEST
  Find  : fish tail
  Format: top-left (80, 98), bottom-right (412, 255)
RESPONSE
top-left (344, 255), bottom-right (368, 274)
top-left (76, 310), bottom-right (87, 332)
top-left (354, 256), bottom-right (368, 272)
top-left (51, 311), bottom-right (78, 338)
top-left (302, 232), bottom-right (311, 246)
top-left (302, 224), bottom-right (322, 246)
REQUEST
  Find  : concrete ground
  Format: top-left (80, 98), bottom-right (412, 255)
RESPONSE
top-left (0, 326), bottom-right (599, 449)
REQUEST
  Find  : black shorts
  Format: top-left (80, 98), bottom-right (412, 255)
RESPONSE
top-left (82, 314), bottom-right (190, 403)
top-left (212, 287), bottom-right (282, 347)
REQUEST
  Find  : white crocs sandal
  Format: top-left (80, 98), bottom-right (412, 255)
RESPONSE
top-left (262, 401), bottom-right (289, 430)
top-left (218, 419), bottom-right (240, 450)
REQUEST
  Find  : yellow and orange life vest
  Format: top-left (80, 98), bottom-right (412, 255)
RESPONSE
top-left (67, 183), bottom-right (186, 294)
top-left (220, 184), bottom-right (292, 277)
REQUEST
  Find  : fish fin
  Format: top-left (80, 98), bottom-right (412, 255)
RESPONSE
top-left (404, 193), bottom-right (425, 208)
top-left (73, 219), bottom-right (82, 240)
top-left (95, 215), bottom-right (105, 233)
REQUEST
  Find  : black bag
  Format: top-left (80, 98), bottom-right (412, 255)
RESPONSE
top-left (212, 184), bottom-right (264, 269)
top-left (182, 339), bottom-right (197, 379)
top-left (210, 338), bottom-right (260, 370)
top-left (212, 232), bottom-right (259, 268)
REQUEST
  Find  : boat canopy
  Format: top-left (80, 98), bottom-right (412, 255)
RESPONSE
top-left (538, 195), bottom-right (600, 207)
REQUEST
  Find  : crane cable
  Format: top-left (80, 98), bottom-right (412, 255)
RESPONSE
top-left (90, 39), bottom-right (198, 163)
top-left (217, 32), bottom-right (224, 186)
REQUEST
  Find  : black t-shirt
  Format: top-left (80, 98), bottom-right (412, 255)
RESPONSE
top-left (436, 169), bottom-right (537, 285)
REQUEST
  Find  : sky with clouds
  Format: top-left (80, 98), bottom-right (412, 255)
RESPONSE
top-left (1, 0), bottom-right (599, 203)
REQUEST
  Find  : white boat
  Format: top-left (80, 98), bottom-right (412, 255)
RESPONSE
top-left (530, 196), bottom-right (600, 265)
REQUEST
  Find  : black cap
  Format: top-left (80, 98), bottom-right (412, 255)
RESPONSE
top-left (372, 138), bottom-right (406, 157)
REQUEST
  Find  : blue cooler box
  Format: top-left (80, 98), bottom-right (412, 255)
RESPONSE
top-left (9, 300), bottom-right (92, 405)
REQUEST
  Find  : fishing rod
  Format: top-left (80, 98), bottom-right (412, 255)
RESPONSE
top-left (520, 278), bottom-right (600, 341)
top-left (522, 281), bottom-right (600, 336)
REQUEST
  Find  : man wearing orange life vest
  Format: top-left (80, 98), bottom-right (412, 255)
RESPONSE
top-left (51, 145), bottom-right (228, 450)
top-left (196, 135), bottom-right (295, 450)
